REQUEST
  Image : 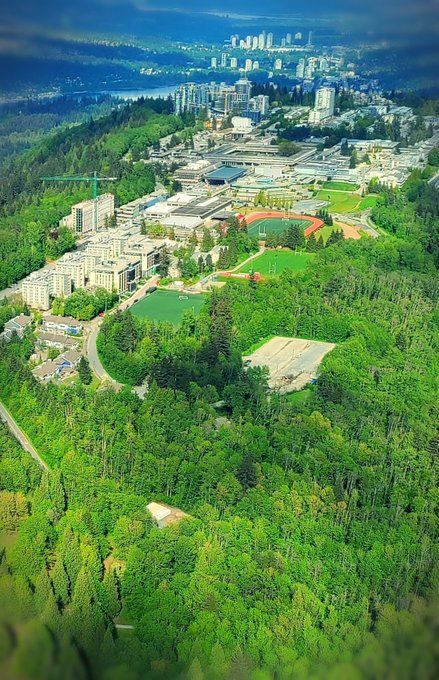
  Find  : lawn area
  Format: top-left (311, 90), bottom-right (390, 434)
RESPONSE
top-left (322, 181), bottom-right (359, 192)
top-left (315, 190), bottom-right (379, 214)
top-left (248, 217), bottom-right (312, 237)
top-left (314, 190), bottom-right (362, 213)
top-left (286, 388), bottom-right (312, 406)
top-left (237, 249), bottom-right (314, 276)
top-left (131, 289), bottom-right (207, 324)
top-left (317, 225), bottom-right (336, 243)
top-left (358, 194), bottom-right (378, 210)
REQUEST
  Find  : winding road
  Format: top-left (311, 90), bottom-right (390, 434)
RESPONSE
top-left (0, 399), bottom-right (49, 470)
top-left (85, 275), bottom-right (160, 388)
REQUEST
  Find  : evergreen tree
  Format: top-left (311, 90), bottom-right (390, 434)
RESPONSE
top-left (78, 356), bottom-right (92, 385)
top-left (51, 558), bottom-right (70, 608)
top-left (205, 254), bottom-right (213, 271)
top-left (306, 232), bottom-right (318, 252)
top-left (157, 247), bottom-right (171, 277)
top-left (33, 568), bottom-right (53, 614)
top-left (200, 228), bottom-right (215, 253)
top-left (237, 454), bottom-right (258, 490)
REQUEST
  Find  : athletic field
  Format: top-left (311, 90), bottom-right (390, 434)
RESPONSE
top-left (248, 217), bottom-right (313, 238)
top-left (314, 190), bottom-right (378, 213)
top-left (131, 289), bottom-right (206, 324)
top-left (237, 250), bottom-right (314, 276)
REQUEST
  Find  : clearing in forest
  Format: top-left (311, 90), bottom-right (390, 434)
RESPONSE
top-left (131, 289), bottom-right (206, 324)
top-left (243, 336), bottom-right (336, 393)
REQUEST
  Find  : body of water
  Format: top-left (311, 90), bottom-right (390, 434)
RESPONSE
top-left (73, 85), bottom-right (180, 101)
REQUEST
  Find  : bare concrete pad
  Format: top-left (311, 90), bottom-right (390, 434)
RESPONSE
top-left (147, 501), bottom-right (191, 528)
top-left (243, 336), bottom-right (336, 393)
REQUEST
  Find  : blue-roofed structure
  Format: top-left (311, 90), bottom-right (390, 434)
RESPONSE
top-left (205, 166), bottom-right (247, 185)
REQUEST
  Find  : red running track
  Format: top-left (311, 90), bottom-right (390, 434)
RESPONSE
top-left (244, 211), bottom-right (324, 237)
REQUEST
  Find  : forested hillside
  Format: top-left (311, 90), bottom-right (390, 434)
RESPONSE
top-left (0, 164), bottom-right (437, 677)
top-left (0, 97), bottom-right (197, 289)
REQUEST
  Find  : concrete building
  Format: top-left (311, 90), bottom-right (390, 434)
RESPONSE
top-left (258, 32), bottom-right (266, 50)
top-left (221, 52), bottom-right (227, 68)
top-left (266, 32), bottom-right (274, 49)
top-left (89, 258), bottom-right (141, 294)
top-left (230, 57), bottom-right (238, 68)
top-left (245, 58), bottom-right (253, 72)
top-left (174, 160), bottom-right (218, 190)
top-left (296, 58), bottom-right (306, 78)
top-left (252, 36), bottom-right (258, 50)
top-left (123, 238), bottom-right (165, 278)
top-left (309, 87), bottom-right (336, 124)
top-left (52, 272), bottom-right (72, 298)
top-left (22, 272), bottom-right (52, 310)
top-left (210, 57), bottom-right (218, 69)
top-left (54, 252), bottom-right (86, 290)
top-left (274, 58), bottom-right (283, 70)
top-left (115, 191), bottom-right (167, 224)
top-left (60, 193), bottom-right (115, 236)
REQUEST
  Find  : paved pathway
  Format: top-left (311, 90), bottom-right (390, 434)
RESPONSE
top-left (333, 210), bottom-right (380, 238)
top-left (0, 399), bottom-right (49, 470)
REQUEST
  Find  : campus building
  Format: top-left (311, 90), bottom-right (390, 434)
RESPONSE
top-left (59, 193), bottom-right (115, 236)
top-left (89, 258), bottom-right (141, 294)
top-left (22, 272), bottom-right (53, 310)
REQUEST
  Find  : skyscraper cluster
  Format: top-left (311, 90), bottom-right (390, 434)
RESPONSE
top-left (228, 30), bottom-right (304, 50)
top-left (173, 79), bottom-right (269, 121)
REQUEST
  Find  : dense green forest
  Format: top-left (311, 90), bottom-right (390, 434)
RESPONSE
top-left (0, 97), bottom-right (198, 290)
top-left (0, 96), bottom-right (119, 167)
top-left (0, 157), bottom-right (438, 677)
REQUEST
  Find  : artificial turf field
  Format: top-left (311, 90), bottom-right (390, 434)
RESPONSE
top-left (237, 249), bottom-right (314, 276)
top-left (131, 289), bottom-right (206, 324)
top-left (247, 217), bottom-right (313, 237)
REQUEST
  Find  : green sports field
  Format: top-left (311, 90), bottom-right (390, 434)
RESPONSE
top-left (322, 181), bottom-right (359, 192)
top-left (315, 190), bottom-right (378, 213)
top-left (237, 249), bottom-right (314, 276)
top-left (248, 217), bottom-right (312, 237)
top-left (131, 289), bottom-right (206, 324)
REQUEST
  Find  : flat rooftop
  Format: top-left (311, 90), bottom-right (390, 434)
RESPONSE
top-left (205, 166), bottom-right (247, 182)
top-left (172, 196), bottom-right (233, 219)
top-left (243, 336), bottom-right (336, 393)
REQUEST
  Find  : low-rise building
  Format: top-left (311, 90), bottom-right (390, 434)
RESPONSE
top-left (32, 360), bottom-right (60, 382)
top-left (43, 315), bottom-right (83, 336)
top-left (1, 315), bottom-right (32, 341)
top-left (36, 332), bottom-right (80, 350)
top-left (174, 160), bottom-right (218, 190)
top-left (55, 349), bottom-right (82, 375)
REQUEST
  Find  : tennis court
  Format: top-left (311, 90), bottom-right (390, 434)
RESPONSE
top-left (248, 217), bottom-right (313, 238)
top-left (131, 289), bottom-right (206, 324)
